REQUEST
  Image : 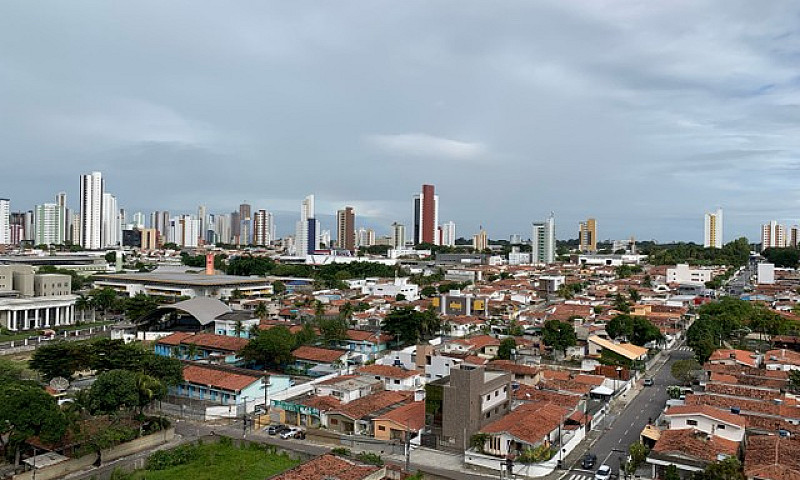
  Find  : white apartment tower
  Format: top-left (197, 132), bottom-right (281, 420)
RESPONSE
top-left (0, 199), bottom-right (9, 245)
top-left (532, 213), bottom-right (556, 264)
top-left (101, 193), bottom-right (120, 248)
top-left (762, 221), bottom-right (787, 251)
top-left (441, 221), bottom-right (456, 247)
top-left (294, 195), bottom-right (319, 256)
top-left (34, 203), bottom-right (65, 246)
top-left (704, 208), bottom-right (723, 249)
top-left (253, 209), bottom-right (274, 246)
top-left (79, 172), bottom-right (103, 249)
top-left (391, 222), bottom-right (406, 249)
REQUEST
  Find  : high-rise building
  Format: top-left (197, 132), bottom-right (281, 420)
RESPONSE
top-left (336, 206), bottom-right (356, 251)
top-left (230, 211), bottom-right (241, 244)
top-left (169, 215), bottom-right (199, 247)
top-left (239, 203), bottom-right (252, 245)
top-left (101, 192), bottom-right (120, 248)
top-left (24, 210), bottom-right (34, 242)
top-left (356, 228), bottom-right (375, 248)
top-left (579, 218), bottom-right (597, 252)
top-left (472, 227), bottom-right (488, 251)
top-left (0, 199), bottom-right (9, 245)
top-left (413, 184), bottom-right (439, 245)
top-left (10, 211), bottom-right (26, 245)
top-left (131, 212), bottom-right (146, 229)
top-left (197, 205), bottom-right (207, 245)
top-left (762, 221), bottom-right (787, 251)
top-left (79, 172), bottom-right (103, 249)
top-left (704, 208), bottom-right (723, 249)
top-left (55, 192), bottom-right (69, 244)
top-left (790, 226), bottom-right (800, 248)
top-left (253, 209), bottom-right (274, 246)
top-left (391, 222), bottom-right (406, 249)
top-left (532, 213), bottom-right (556, 264)
top-left (215, 214), bottom-right (231, 245)
top-left (294, 195), bottom-right (319, 256)
top-left (33, 203), bottom-right (65, 246)
top-left (509, 234), bottom-right (522, 245)
top-left (441, 221), bottom-right (456, 247)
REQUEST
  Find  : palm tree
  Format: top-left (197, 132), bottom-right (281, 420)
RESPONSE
top-left (339, 302), bottom-right (353, 323)
top-left (234, 319), bottom-right (244, 338)
top-left (315, 300), bottom-right (325, 319)
top-left (185, 343), bottom-right (198, 361)
top-left (136, 374), bottom-right (165, 415)
top-left (254, 302), bottom-right (268, 321)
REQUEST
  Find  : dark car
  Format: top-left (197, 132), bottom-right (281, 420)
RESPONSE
top-left (582, 453), bottom-right (598, 469)
top-left (267, 424), bottom-right (288, 435)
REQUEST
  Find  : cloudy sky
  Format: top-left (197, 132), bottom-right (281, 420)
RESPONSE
top-left (2, 1), bottom-right (800, 243)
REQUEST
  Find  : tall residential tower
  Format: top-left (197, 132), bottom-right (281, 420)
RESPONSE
top-left (704, 208), bottom-right (723, 249)
top-left (532, 213), bottom-right (556, 265)
top-left (413, 184), bottom-right (439, 245)
top-left (79, 172), bottom-right (103, 249)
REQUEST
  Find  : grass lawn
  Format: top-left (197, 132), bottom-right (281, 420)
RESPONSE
top-left (129, 439), bottom-right (299, 480)
top-left (0, 320), bottom-right (116, 342)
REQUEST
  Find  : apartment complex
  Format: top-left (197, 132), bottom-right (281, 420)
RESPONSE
top-left (579, 218), bottom-right (597, 252)
top-left (704, 208), bottom-right (723, 249)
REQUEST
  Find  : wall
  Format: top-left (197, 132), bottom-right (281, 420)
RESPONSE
top-left (13, 428), bottom-right (175, 480)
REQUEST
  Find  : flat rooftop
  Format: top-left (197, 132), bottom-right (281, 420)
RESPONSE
top-left (94, 272), bottom-right (271, 287)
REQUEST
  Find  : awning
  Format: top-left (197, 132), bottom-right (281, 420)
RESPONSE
top-left (591, 385), bottom-right (614, 396)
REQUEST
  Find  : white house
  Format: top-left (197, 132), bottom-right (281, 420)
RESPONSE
top-left (360, 277), bottom-right (420, 301)
top-left (663, 405), bottom-right (746, 442)
top-left (666, 264), bottom-right (714, 285)
top-left (357, 364), bottom-right (422, 391)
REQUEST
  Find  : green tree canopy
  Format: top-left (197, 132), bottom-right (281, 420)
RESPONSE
top-left (317, 317), bottom-right (348, 345)
top-left (497, 338), bottom-right (516, 360)
top-left (241, 326), bottom-right (296, 368)
top-left (30, 342), bottom-right (93, 380)
top-left (671, 359), bottom-right (703, 386)
top-left (542, 320), bottom-right (577, 354)
top-left (0, 382), bottom-right (68, 458)
top-left (381, 307), bottom-right (441, 345)
top-left (122, 293), bottom-right (160, 322)
top-left (88, 369), bottom-right (140, 415)
top-left (762, 248), bottom-right (800, 268)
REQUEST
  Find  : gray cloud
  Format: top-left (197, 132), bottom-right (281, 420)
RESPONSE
top-left (2, 0), bottom-right (800, 242)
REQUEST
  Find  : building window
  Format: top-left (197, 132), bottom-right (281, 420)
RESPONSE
top-left (687, 419), bottom-right (698, 426)
top-left (378, 426), bottom-right (386, 431)
top-left (486, 412), bottom-right (490, 419)
top-left (331, 419), bottom-right (339, 425)
top-left (717, 424), bottom-right (726, 429)
top-left (486, 395), bottom-right (490, 401)
top-left (495, 390), bottom-right (499, 397)
top-left (394, 379), bottom-right (400, 385)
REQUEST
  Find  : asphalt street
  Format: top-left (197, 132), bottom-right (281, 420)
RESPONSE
top-left (566, 345), bottom-right (695, 479)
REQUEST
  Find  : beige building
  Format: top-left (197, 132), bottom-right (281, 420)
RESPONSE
top-left (579, 218), bottom-right (597, 252)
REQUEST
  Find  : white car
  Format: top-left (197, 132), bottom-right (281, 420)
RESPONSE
top-left (595, 465), bottom-right (612, 480)
top-left (280, 427), bottom-right (299, 439)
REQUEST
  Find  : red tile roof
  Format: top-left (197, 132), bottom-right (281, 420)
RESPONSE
top-left (156, 332), bottom-right (193, 346)
top-left (665, 404), bottom-right (746, 428)
top-left (652, 429), bottom-right (740, 463)
top-left (182, 364), bottom-right (261, 392)
top-left (708, 349), bottom-right (759, 367)
top-left (292, 346), bottom-right (347, 364)
top-left (156, 332), bottom-right (248, 352)
top-left (745, 435), bottom-right (800, 480)
top-left (374, 401), bottom-right (425, 431)
top-left (271, 454), bottom-right (380, 480)
top-left (331, 391), bottom-right (411, 420)
top-left (346, 329), bottom-right (393, 343)
top-left (481, 402), bottom-right (571, 446)
top-left (487, 360), bottom-right (541, 376)
top-left (357, 364), bottom-right (419, 379)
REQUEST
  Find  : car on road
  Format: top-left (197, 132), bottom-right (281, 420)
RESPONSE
top-left (267, 424), bottom-right (289, 435)
top-left (280, 427), bottom-right (301, 439)
top-left (643, 378), bottom-right (654, 386)
top-left (582, 453), bottom-right (597, 469)
top-left (595, 465), bottom-right (612, 480)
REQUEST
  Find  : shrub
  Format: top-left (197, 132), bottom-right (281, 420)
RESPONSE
top-left (331, 447), bottom-right (352, 457)
top-left (147, 443), bottom-right (201, 470)
top-left (355, 451), bottom-right (383, 466)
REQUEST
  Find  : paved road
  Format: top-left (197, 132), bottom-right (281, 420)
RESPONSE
top-left (566, 345), bottom-right (695, 478)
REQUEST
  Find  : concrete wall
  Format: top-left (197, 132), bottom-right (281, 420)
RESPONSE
top-left (13, 428), bottom-right (175, 480)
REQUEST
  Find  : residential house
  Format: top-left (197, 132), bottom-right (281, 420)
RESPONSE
top-left (154, 332), bottom-right (248, 366)
top-left (487, 360), bottom-right (541, 386)
top-left (745, 434), bottom-right (800, 480)
top-left (175, 364), bottom-right (275, 411)
top-left (291, 345), bottom-right (350, 376)
top-left (373, 401), bottom-right (426, 442)
top-left (325, 390), bottom-right (412, 436)
top-left (477, 402), bottom-right (572, 458)
top-left (338, 330), bottom-right (393, 363)
top-left (587, 335), bottom-right (648, 367)
top-left (357, 364), bottom-right (422, 391)
top-left (663, 405), bottom-right (746, 442)
top-left (647, 429), bottom-right (740, 479)
top-left (707, 349), bottom-right (761, 368)
top-left (764, 349), bottom-right (800, 371)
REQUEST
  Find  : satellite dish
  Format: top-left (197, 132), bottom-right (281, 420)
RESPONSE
top-left (50, 377), bottom-right (69, 392)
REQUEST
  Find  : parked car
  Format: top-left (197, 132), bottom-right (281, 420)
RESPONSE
top-left (280, 427), bottom-right (300, 439)
top-left (643, 378), bottom-right (654, 386)
top-left (267, 424), bottom-right (288, 435)
top-left (595, 465), bottom-right (612, 480)
top-left (582, 453), bottom-right (597, 469)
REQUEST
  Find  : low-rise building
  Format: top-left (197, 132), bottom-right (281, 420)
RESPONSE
top-left (357, 364), bottom-right (422, 391)
top-left (666, 264), bottom-right (715, 286)
top-left (647, 429), bottom-right (740, 478)
top-left (154, 332), bottom-right (248, 365)
top-left (663, 405), bottom-right (746, 442)
top-left (373, 401), bottom-right (425, 442)
top-left (291, 345), bottom-right (350, 376)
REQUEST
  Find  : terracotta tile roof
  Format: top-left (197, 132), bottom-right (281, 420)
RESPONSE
top-left (346, 329), bottom-right (393, 343)
top-left (182, 333), bottom-right (248, 352)
top-left (704, 383), bottom-right (783, 403)
top-left (331, 391), bottom-right (412, 420)
top-left (463, 355), bottom-right (490, 366)
top-left (357, 364), bottom-right (419, 379)
top-left (454, 334), bottom-right (501, 350)
top-left (513, 385), bottom-right (582, 409)
top-left (652, 429), bottom-right (740, 463)
top-left (298, 395), bottom-right (342, 411)
top-left (487, 360), bottom-right (541, 376)
top-left (709, 372), bottom-right (739, 384)
top-left (665, 404), bottom-right (746, 428)
top-left (745, 435), bottom-right (800, 480)
top-left (481, 402), bottom-right (571, 446)
top-left (708, 349), bottom-right (759, 367)
top-left (156, 332), bottom-right (193, 346)
top-left (686, 394), bottom-right (800, 419)
top-left (766, 349), bottom-right (800, 367)
top-left (271, 454), bottom-right (380, 480)
top-left (182, 364), bottom-right (261, 392)
top-left (374, 401), bottom-right (425, 431)
top-left (292, 345), bottom-right (348, 364)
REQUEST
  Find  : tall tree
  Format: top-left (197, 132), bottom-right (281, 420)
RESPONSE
top-left (542, 320), bottom-right (577, 355)
top-left (0, 383), bottom-right (68, 462)
top-left (30, 342), bottom-right (93, 380)
top-left (88, 369), bottom-right (140, 415)
top-left (497, 338), bottom-right (516, 360)
top-left (241, 326), bottom-right (296, 367)
top-left (317, 317), bottom-right (348, 345)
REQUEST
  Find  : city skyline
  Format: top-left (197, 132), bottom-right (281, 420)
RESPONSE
top-left (2, 3), bottom-right (799, 243)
